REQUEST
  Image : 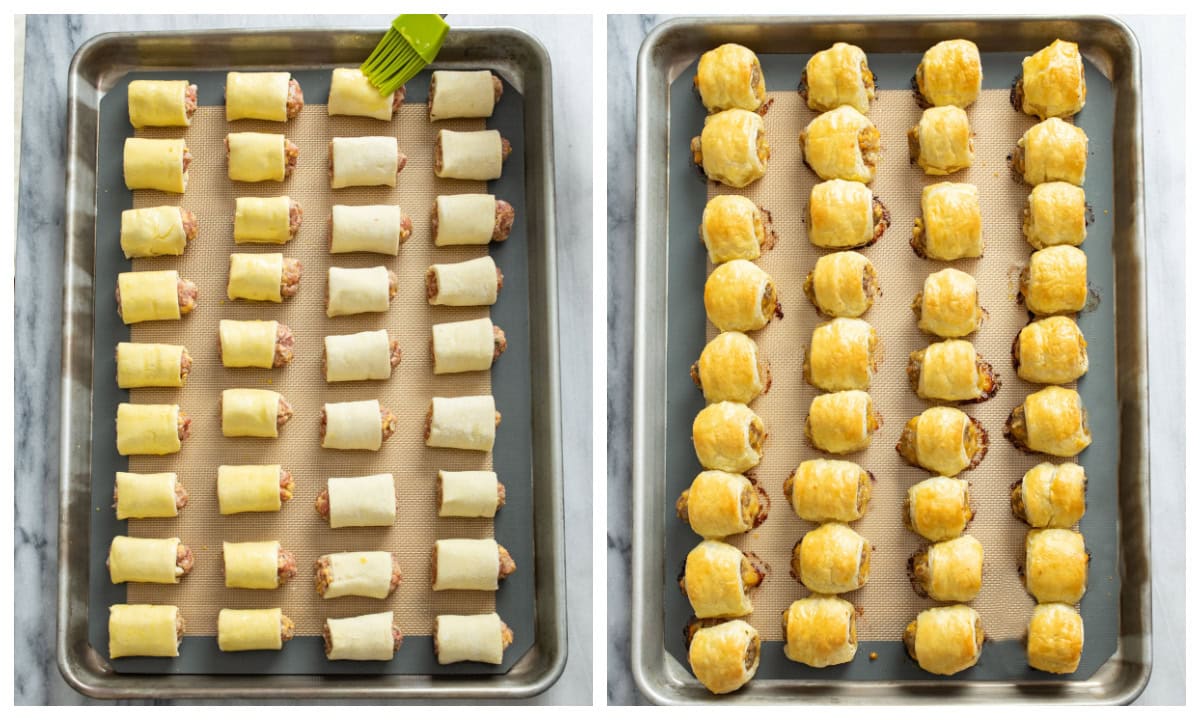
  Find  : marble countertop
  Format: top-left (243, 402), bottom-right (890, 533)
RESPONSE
top-left (606, 14), bottom-right (1184, 706)
top-left (15, 13), bottom-right (591, 706)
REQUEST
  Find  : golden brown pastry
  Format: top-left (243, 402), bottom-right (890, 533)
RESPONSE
top-left (803, 251), bottom-right (880, 318)
top-left (695, 44), bottom-right (767, 114)
top-left (915, 39), bottom-right (982, 108)
top-left (792, 522), bottom-right (870, 594)
top-left (908, 534), bottom-right (983, 602)
top-left (784, 458), bottom-right (872, 524)
top-left (701, 195), bottom-right (771, 264)
top-left (704, 259), bottom-right (778, 332)
top-left (1014, 118), bottom-right (1088, 186)
top-left (807, 179), bottom-right (889, 250)
top-left (1014, 316), bottom-right (1089, 384)
top-left (896, 406), bottom-right (988, 477)
top-left (1012, 461), bottom-right (1087, 528)
top-left (682, 540), bottom-right (764, 619)
top-left (799, 106), bottom-right (880, 183)
top-left (1023, 182), bottom-right (1088, 249)
top-left (804, 318), bottom-right (880, 392)
top-left (1024, 528), bottom-right (1088, 603)
top-left (904, 476), bottom-right (973, 542)
top-left (801, 43), bottom-right (875, 114)
top-left (692, 401), bottom-right (766, 474)
top-left (1020, 245), bottom-right (1088, 316)
top-left (782, 595), bottom-right (857, 668)
top-left (904, 605), bottom-right (983, 675)
top-left (805, 390), bottom-right (881, 454)
top-left (907, 339), bottom-right (998, 402)
top-left (1027, 602), bottom-right (1084, 674)
top-left (908, 106), bottom-right (974, 175)
top-left (911, 182), bottom-right (982, 260)
top-left (676, 470), bottom-right (767, 539)
top-left (691, 331), bottom-right (771, 405)
top-left (913, 268), bottom-right (985, 338)
top-left (1005, 386), bottom-right (1092, 457)
top-left (686, 619), bottom-right (760, 694)
top-left (690, 109), bottom-right (770, 188)
top-left (1016, 39), bottom-right (1087, 120)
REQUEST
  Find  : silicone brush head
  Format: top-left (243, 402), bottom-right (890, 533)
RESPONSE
top-left (361, 14), bottom-right (449, 96)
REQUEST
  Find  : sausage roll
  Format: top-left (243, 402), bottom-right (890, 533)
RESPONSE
top-left (116, 342), bottom-right (190, 388)
top-left (326, 266), bottom-right (396, 317)
top-left (909, 106), bottom-right (974, 175)
top-left (322, 399), bottom-right (396, 451)
top-left (805, 390), bottom-right (881, 455)
top-left (804, 318), bottom-right (880, 392)
top-left (225, 71), bottom-right (302, 122)
top-left (328, 204), bottom-right (410, 255)
top-left (801, 43), bottom-right (875, 114)
top-left (799, 106), bottom-right (880, 184)
top-left (1028, 602), bottom-right (1084, 674)
top-left (1024, 182), bottom-right (1087, 249)
top-left (330, 136), bottom-right (403, 188)
top-left (690, 109), bottom-right (770, 188)
top-left (435, 613), bottom-right (513, 665)
top-left (108, 536), bottom-right (192, 584)
top-left (123, 137), bottom-right (189, 193)
top-left (904, 605), bottom-right (983, 675)
top-left (223, 540), bottom-right (296, 590)
top-left (915, 40), bottom-right (982, 108)
top-left (324, 329), bottom-right (400, 382)
top-left (114, 471), bottom-right (186, 520)
top-left (682, 539), bottom-right (764, 619)
top-left (429, 70), bottom-right (502, 120)
top-left (908, 339), bottom-right (999, 402)
top-left (1014, 316), bottom-right (1089, 384)
top-left (226, 132), bottom-right (297, 183)
top-left (904, 476), bottom-right (974, 542)
top-left (217, 464), bottom-right (293, 515)
top-left (328, 67), bottom-right (404, 120)
top-left (432, 538), bottom-right (515, 591)
top-left (782, 595), bottom-right (857, 668)
top-left (314, 551), bottom-right (401, 599)
top-left (427, 256), bottom-right (502, 306)
top-left (434, 129), bottom-right (509, 181)
top-left (221, 388), bottom-right (290, 438)
top-left (914, 268), bottom-right (985, 338)
top-left (217, 608), bottom-right (295, 652)
top-left (116, 403), bottom-right (188, 456)
top-left (433, 194), bottom-right (515, 246)
top-left (116, 270), bottom-right (196, 324)
top-left (1024, 528), bottom-right (1089, 603)
top-left (120, 206), bottom-right (197, 258)
top-left (897, 406), bottom-right (988, 477)
top-left (1005, 386), bottom-right (1092, 456)
top-left (675, 470), bottom-right (766, 539)
top-left (109, 604), bottom-right (183, 659)
top-left (234, 196), bottom-right (303, 244)
top-left (325, 611), bottom-right (401, 661)
top-left (128, 79), bottom-right (197, 128)
top-left (701, 195), bottom-right (770, 263)
top-left (908, 534), bottom-right (984, 602)
top-left (438, 470), bottom-right (505, 518)
top-left (687, 619), bottom-right (760, 694)
top-left (432, 317), bottom-right (506, 375)
top-left (691, 331), bottom-right (770, 405)
top-left (316, 473), bottom-right (396, 528)
top-left (783, 458), bottom-right (872, 524)
top-left (1016, 39), bottom-right (1087, 120)
top-left (227, 252), bottom-right (301, 303)
top-left (703, 259), bottom-right (778, 333)
top-left (807, 179), bottom-right (889, 250)
top-left (219, 319), bottom-right (287, 369)
top-left (1014, 118), bottom-right (1088, 186)
top-left (1012, 461), bottom-right (1087, 528)
top-left (695, 44), bottom-right (766, 114)
top-left (1020, 245), bottom-right (1088, 316)
top-left (911, 182), bottom-right (982, 260)
top-left (425, 395), bottom-right (499, 452)
top-left (794, 522), bottom-right (871, 594)
top-left (803, 251), bottom-right (880, 318)
top-left (692, 401), bottom-right (765, 474)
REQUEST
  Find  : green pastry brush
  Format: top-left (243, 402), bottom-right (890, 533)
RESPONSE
top-left (361, 14), bottom-right (449, 96)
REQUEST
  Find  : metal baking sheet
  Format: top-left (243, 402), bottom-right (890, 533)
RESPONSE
top-left (633, 16), bottom-right (1150, 704)
top-left (60, 27), bottom-right (565, 699)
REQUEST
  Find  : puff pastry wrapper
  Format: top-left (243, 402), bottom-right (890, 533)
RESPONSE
top-left (696, 44), bottom-right (766, 113)
top-left (435, 194), bottom-right (498, 246)
top-left (684, 540), bottom-right (757, 619)
top-left (805, 390), bottom-right (878, 454)
top-left (704, 259), bottom-right (776, 333)
top-left (223, 540), bottom-right (282, 589)
top-left (108, 535), bottom-right (182, 584)
top-left (911, 339), bottom-right (992, 402)
top-left (916, 40), bottom-right (981, 108)
top-left (1024, 182), bottom-right (1087, 249)
top-left (914, 182), bottom-right (982, 260)
top-left (234, 196), bottom-right (293, 244)
top-left (328, 67), bottom-right (395, 120)
top-left (694, 109), bottom-right (769, 188)
top-left (787, 458), bottom-right (871, 523)
top-left (1016, 316), bottom-right (1089, 384)
top-left (911, 534), bottom-right (983, 602)
top-left (124, 138), bottom-right (187, 193)
top-left (807, 251), bottom-right (876, 318)
top-left (117, 342), bottom-right (186, 388)
top-left (808, 179), bottom-right (876, 249)
top-left (128, 80), bottom-right (192, 128)
top-left (225, 72), bottom-right (290, 122)
top-left (227, 132), bottom-right (287, 183)
top-left (439, 470), bottom-right (501, 518)
top-left (694, 331), bottom-right (766, 405)
top-left (800, 106), bottom-right (879, 183)
top-left (220, 319), bottom-right (278, 369)
top-left (681, 470), bottom-right (759, 539)
top-left (120, 206), bottom-right (188, 258)
top-left (327, 473), bottom-right (396, 527)
top-left (221, 388), bottom-right (282, 438)
top-left (1025, 528), bottom-right (1088, 603)
top-left (1015, 462), bottom-right (1086, 528)
top-left (1023, 245), bottom-right (1088, 316)
top-left (429, 70), bottom-right (499, 120)
top-left (227, 253), bottom-right (284, 302)
top-left (109, 604), bottom-right (181, 658)
top-left (1011, 386), bottom-right (1092, 456)
top-left (427, 395), bottom-right (497, 451)
top-left (911, 106), bottom-right (974, 175)
top-left (428, 256), bottom-right (500, 306)
top-left (436, 129), bottom-right (504, 181)
top-left (436, 613), bottom-right (506, 665)
top-left (325, 329), bottom-right (393, 382)
top-left (906, 605), bottom-right (983, 675)
top-left (688, 619), bottom-right (760, 694)
top-left (701, 194), bottom-right (766, 263)
top-left (327, 266), bottom-right (391, 317)
top-left (331, 136), bottom-right (399, 188)
top-left (116, 403), bottom-right (181, 456)
top-left (433, 317), bottom-right (497, 374)
top-left (326, 611), bottom-right (396, 661)
top-left (692, 401), bottom-right (764, 473)
top-left (783, 595), bottom-right (857, 668)
top-left (1018, 118), bottom-right (1088, 186)
top-left (118, 270), bottom-right (183, 324)
top-left (433, 538), bottom-right (501, 591)
top-left (900, 406), bottom-right (984, 477)
top-left (319, 551), bottom-right (395, 598)
top-left (906, 475), bottom-right (973, 542)
top-left (115, 471), bottom-right (179, 519)
top-left (1020, 40), bottom-right (1087, 120)
top-left (916, 268), bottom-right (984, 338)
top-left (324, 399), bottom-right (384, 450)
top-left (806, 317), bottom-right (878, 392)
top-left (1027, 602), bottom-right (1084, 673)
top-left (217, 464), bottom-right (283, 514)
top-left (795, 522), bottom-right (870, 594)
top-left (804, 43), bottom-right (874, 114)
top-left (218, 608), bottom-right (285, 652)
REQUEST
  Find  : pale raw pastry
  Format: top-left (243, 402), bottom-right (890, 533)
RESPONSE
top-left (1024, 182), bottom-right (1088, 249)
top-left (427, 256), bottom-right (501, 306)
top-left (219, 319), bottom-right (278, 369)
top-left (117, 270), bottom-right (186, 324)
top-left (331, 136), bottom-right (400, 188)
top-left (908, 534), bottom-right (984, 602)
top-left (433, 194), bottom-right (506, 246)
top-left (912, 182), bottom-right (982, 260)
top-left (914, 268), bottom-right (985, 338)
top-left (691, 331), bottom-right (769, 405)
top-left (432, 317), bottom-right (502, 374)
top-left (695, 44), bottom-right (767, 113)
top-left (908, 339), bottom-right (998, 402)
top-left (807, 179), bottom-right (887, 250)
top-left (802, 43), bottom-right (875, 114)
top-left (225, 71), bottom-right (293, 121)
top-left (909, 106), bottom-right (974, 175)
top-left (804, 317), bottom-right (880, 392)
top-left (108, 536), bottom-right (186, 584)
top-left (782, 595), bottom-right (858, 668)
top-left (1015, 315), bottom-right (1089, 384)
top-left (325, 474), bottom-right (396, 528)
top-left (116, 342), bottom-right (188, 389)
top-left (691, 401), bottom-right (765, 474)
top-left (897, 406), bottom-right (988, 477)
top-left (234, 196), bottom-right (298, 244)
top-left (703, 259), bottom-right (777, 333)
top-left (224, 540), bottom-right (286, 590)
top-left (794, 522), bottom-right (870, 594)
top-left (435, 129), bottom-right (506, 181)
top-left (429, 70), bottom-right (501, 120)
top-left (227, 253), bottom-right (285, 302)
top-left (323, 399), bottom-right (387, 451)
top-left (435, 613), bottom-right (510, 665)
top-left (915, 40), bottom-right (982, 108)
top-left (315, 551), bottom-right (397, 599)
top-left (432, 538), bottom-right (504, 591)
top-left (804, 390), bottom-right (880, 455)
top-left (1021, 245), bottom-right (1088, 316)
top-left (904, 605), bottom-right (984, 675)
top-left (114, 471), bottom-right (181, 519)
top-left (221, 388), bottom-right (285, 438)
top-left (426, 395), bottom-right (498, 452)
top-left (676, 470), bottom-right (763, 539)
top-left (1005, 386), bottom-right (1092, 456)
top-left (784, 458), bottom-right (872, 523)
top-left (116, 403), bottom-right (183, 456)
top-left (217, 464), bottom-right (286, 515)
top-left (1018, 39), bottom-right (1087, 120)
top-left (330, 205), bottom-right (406, 255)
top-left (1015, 118), bottom-right (1088, 186)
top-left (128, 80), bottom-right (195, 128)
top-left (109, 604), bottom-right (182, 658)
top-left (324, 329), bottom-right (395, 382)
top-left (218, 608), bottom-right (292, 652)
top-left (120, 206), bottom-right (193, 258)
top-left (904, 476), bottom-right (974, 542)
top-left (325, 611), bottom-right (399, 661)
top-left (1027, 602), bottom-right (1084, 674)
top-left (804, 251), bottom-right (879, 318)
top-left (682, 539), bottom-right (763, 619)
top-left (227, 132), bottom-right (289, 183)
top-left (123, 137), bottom-right (188, 193)
top-left (1012, 461), bottom-right (1087, 528)
top-left (1025, 528), bottom-right (1089, 603)
top-left (438, 470), bottom-right (503, 518)
top-left (329, 67), bottom-right (399, 120)
top-left (326, 266), bottom-right (392, 317)
top-left (687, 619), bottom-right (760, 694)
top-left (701, 194), bottom-right (768, 263)
top-left (799, 106), bottom-right (880, 183)
top-left (690, 109), bottom-right (770, 188)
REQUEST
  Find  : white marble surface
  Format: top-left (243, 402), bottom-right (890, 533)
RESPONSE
top-left (14, 13), bottom-right (591, 705)
top-left (605, 14), bottom-right (1184, 706)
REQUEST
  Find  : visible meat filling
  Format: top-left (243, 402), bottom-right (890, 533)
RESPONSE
top-left (288, 200), bottom-right (304, 237)
top-left (180, 208), bottom-right (199, 243)
top-left (870, 198), bottom-right (890, 244)
top-left (272, 397), bottom-right (294, 429)
top-left (1009, 479), bottom-right (1028, 523)
top-left (857, 545), bottom-right (871, 585)
top-left (674, 490), bottom-right (691, 523)
top-left (279, 469), bottom-right (294, 502)
top-left (493, 326), bottom-right (508, 360)
top-left (177, 411), bottom-right (192, 441)
top-left (431, 136), bottom-right (510, 174)
top-left (859, 127), bottom-right (881, 171)
top-left (314, 489), bottom-right (330, 519)
top-left (181, 148), bottom-right (192, 175)
top-left (423, 407), bottom-right (501, 441)
top-left (895, 418), bottom-right (921, 470)
top-left (762, 281), bottom-right (779, 320)
top-left (280, 258), bottom-right (302, 298)
top-left (323, 620), bottom-right (404, 656)
top-left (1009, 144), bottom-right (1027, 180)
top-left (393, 86), bottom-right (406, 112)
top-left (176, 543), bottom-right (195, 576)
top-left (748, 485), bottom-right (769, 528)
top-left (284, 140), bottom-right (299, 177)
top-left (176, 613), bottom-right (187, 643)
top-left (963, 418), bottom-right (989, 470)
top-left (434, 478), bottom-right (506, 512)
top-left (280, 614), bottom-right (295, 643)
top-left (313, 553), bottom-right (402, 597)
top-left (907, 548), bottom-right (933, 597)
top-left (396, 213), bottom-right (414, 243)
top-left (498, 545), bottom-right (517, 580)
top-left (905, 351), bottom-right (1000, 403)
top-left (494, 200), bottom-right (516, 241)
top-left (1010, 73), bottom-right (1026, 113)
top-left (747, 418), bottom-right (766, 455)
top-left (387, 270), bottom-right (399, 301)
top-left (318, 407), bottom-right (397, 442)
top-left (179, 349), bottom-right (193, 382)
top-left (910, 218), bottom-right (929, 258)
top-left (183, 84), bottom-right (198, 119)
top-left (286, 79), bottom-right (304, 119)
top-left (277, 548), bottom-right (298, 585)
top-left (175, 278), bottom-right (199, 315)
top-left (755, 128), bottom-right (770, 165)
top-left (912, 68), bottom-right (932, 109)
top-left (501, 137), bottom-right (513, 161)
top-left (906, 125), bottom-right (922, 165)
top-left (274, 323), bottom-right (295, 367)
top-left (390, 339), bottom-right (403, 369)
top-left (903, 620), bottom-right (919, 660)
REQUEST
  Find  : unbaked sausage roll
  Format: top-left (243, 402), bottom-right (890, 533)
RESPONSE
top-left (896, 406), bottom-right (988, 477)
top-left (324, 611), bottom-right (402, 661)
top-left (217, 464), bottom-right (293, 515)
top-left (784, 458), bottom-right (872, 524)
top-left (330, 136), bottom-right (404, 188)
top-left (427, 256), bottom-right (503, 306)
top-left (223, 540), bottom-right (297, 590)
top-left (120, 206), bottom-right (198, 258)
top-left (435, 613), bottom-right (513, 665)
top-left (1013, 118), bottom-right (1088, 186)
top-left (434, 129), bottom-right (510, 181)
top-left (913, 268), bottom-right (985, 338)
top-left (904, 605), bottom-right (983, 675)
top-left (328, 67), bottom-right (404, 120)
top-left (701, 195), bottom-right (771, 263)
top-left (433, 194), bottom-right (516, 246)
top-left (1023, 182), bottom-right (1088, 249)
top-left (690, 331), bottom-right (770, 405)
top-left (116, 403), bottom-right (189, 456)
top-left (116, 342), bottom-right (191, 388)
top-left (109, 604), bottom-right (183, 659)
top-left (432, 538), bottom-right (516, 591)
top-left (123, 138), bottom-right (190, 193)
top-left (322, 399), bottom-right (397, 451)
top-left (804, 318), bottom-right (880, 392)
top-left (313, 473), bottom-right (396, 528)
top-left (128, 80), bottom-right (197, 128)
top-left (314, 551), bottom-right (402, 599)
top-left (1015, 39), bottom-right (1087, 120)
top-left (675, 470), bottom-right (767, 539)
top-left (1020, 245), bottom-right (1088, 316)
top-left (114, 471), bottom-right (187, 519)
top-left (908, 339), bottom-right (999, 403)
top-left (438, 470), bottom-right (505, 518)
top-left (807, 179), bottom-right (889, 250)
top-left (799, 106), bottom-right (880, 183)
top-left (324, 329), bottom-right (401, 382)
top-left (326, 266), bottom-right (397, 317)
top-left (219, 319), bottom-right (294, 369)
top-left (329, 204), bottom-right (412, 255)
top-left (692, 401), bottom-right (765, 473)
top-left (425, 395), bottom-right (499, 452)
top-left (704, 259), bottom-right (778, 333)
top-left (686, 619), bottom-right (760, 694)
top-left (226, 132), bottom-right (298, 182)
top-left (909, 106), bottom-right (974, 175)
top-left (227, 253), bottom-right (302, 302)
top-left (908, 534), bottom-right (983, 602)
top-left (108, 536), bottom-right (193, 584)
top-left (429, 70), bottom-right (503, 120)
top-left (217, 608), bottom-right (295, 652)
top-left (116, 270), bottom-right (197, 324)
top-left (1014, 316), bottom-right (1089, 384)
top-left (221, 388), bottom-right (292, 438)
top-left (432, 317), bottom-right (507, 375)
top-left (793, 522), bottom-right (871, 594)
top-left (914, 39), bottom-right (982, 108)
top-left (803, 251), bottom-right (880, 318)
top-left (904, 476), bottom-right (974, 542)
top-left (1012, 461), bottom-right (1086, 528)
top-left (1028, 602), bottom-right (1084, 674)
top-left (695, 44), bottom-right (766, 114)
top-left (911, 182), bottom-right (982, 260)
top-left (690, 109), bottom-right (770, 188)
top-left (805, 390), bottom-right (881, 455)
top-left (682, 539), bottom-right (764, 619)
top-left (801, 43), bottom-right (875, 115)
top-left (1024, 528), bottom-right (1089, 603)
top-left (782, 595), bottom-right (858, 668)
top-left (1005, 386), bottom-right (1092, 456)
top-left (233, 196), bottom-right (303, 244)
top-left (225, 71), bottom-right (303, 121)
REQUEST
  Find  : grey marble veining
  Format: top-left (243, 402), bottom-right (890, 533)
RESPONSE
top-left (15, 13), bottom-right (591, 706)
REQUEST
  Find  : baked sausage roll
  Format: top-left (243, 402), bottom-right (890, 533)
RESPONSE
top-left (904, 605), bottom-right (983, 675)
top-left (804, 318), bottom-right (880, 392)
top-left (782, 595), bottom-right (858, 668)
top-left (109, 604), bottom-right (183, 659)
top-left (1020, 245), bottom-right (1088, 316)
top-left (792, 522), bottom-right (871, 594)
top-left (801, 43), bottom-right (875, 114)
top-left (324, 329), bottom-right (400, 382)
top-left (799, 106), bottom-right (880, 183)
top-left (695, 44), bottom-right (766, 114)
top-left (1028, 602), bottom-right (1084, 674)
top-left (909, 106), bottom-right (974, 175)
top-left (227, 253), bottom-right (301, 303)
top-left (914, 268), bottom-right (985, 338)
top-left (432, 538), bottom-right (516, 591)
top-left (1012, 461), bottom-right (1087, 528)
top-left (1014, 118), bottom-right (1088, 186)
top-left (1016, 39), bottom-right (1087, 120)
top-left (217, 464), bottom-right (293, 515)
top-left (221, 388), bottom-right (291, 438)
top-left (225, 71), bottom-right (302, 122)
top-left (425, 395), bottom-right (499, 452)
top-left (701, 195), bottom-right (770, 263)
top-left (1005, 386), bottom-right (1092, 457)
top-left (217, 608), bottom-right (295, 652)
top-left (219, 319), bottom-right (288, 369)
top-left (326, 266), bottom-right (396, 317)
top-left (690, 109), bottom-right (770, 189)
top-left (435, 613), bottom-right (513, 665)
top-left (897, 406), bottom-right (988, 477)
top-left (108, 536), bottom-right (192, 584)
top-left (330, 136), bottom-right (403, 188)
top-left (1023, 182), bottom-right (1087, 249)
top-left (805, 390), bottom-right (881, 455)
top-left (120, 206), bottom-right (197, 258)
top-left (803, 250), bottom-right (880, 318)
top-left (691, 331), bottom-right (770, 405)
top-left (123, 138), bottom-right (189, 193)
top-left (807, 179), bottom-right (889, 250)
top-left (908, 534), bottom-right (983, 602)
top-left (438, 470), bottom-right (505, 518)
top-left (325, 611), bottom-right (401, 661)
top-left (703, 259), bottom-right (778, 333)
top-left (908, 339), bottom-right (999, 402)
top-left (433, 194), bottom-right (515, 246)
top-left (116, 403), bottom-right (188, 456)
top-left (116, 342), bottom-right (190, 389)
top-left (687, 619), bottom-right (760, 694)
top-left (128, 80), bottom-right (197, 128)
top-left (904, 476), bottom-right (974, 542)
top-left (314, 551), bottom-right (401, 599)
top-left (682, 539), bottom-right (764, 619)
top-left (226, 132), bottom-right (297, 183)
top-left (434, 129), bottom-right (509, 181)
top-left (429, 70), bottom-right (502, 120)
top-left (116, 270), bottom-right (197, 324)
top-left (785, 459), bottom-right (871, 525)
top-left (223, 540), bottom-right (296, 590)
top-left (323, 399), bottom-right (397, 451)
top-left (427, 256), bottom-right (502, 307)
top-left (1024, 528), bottom-right (1089, 603)
top-left (675, 470), bottom-right (767, 539)
top-left (329, 67), bottom-right (404, 120)
top-left (1014, 316), bottom-right (1089, 384)
top-left (432, 317), bottom-right (506, 375)
top-left (692, 401), bottom-right (765, 473)
top-left (911, 182), bottom-right (983, 260)
top-left (233, 196), bottom-right (302, 244)
top-left (315, 473), bottom-right (396, 528)
top-left (114, 471), bottom-right (186, 519)
top-left (914, 40), bottom-right (982, 108)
